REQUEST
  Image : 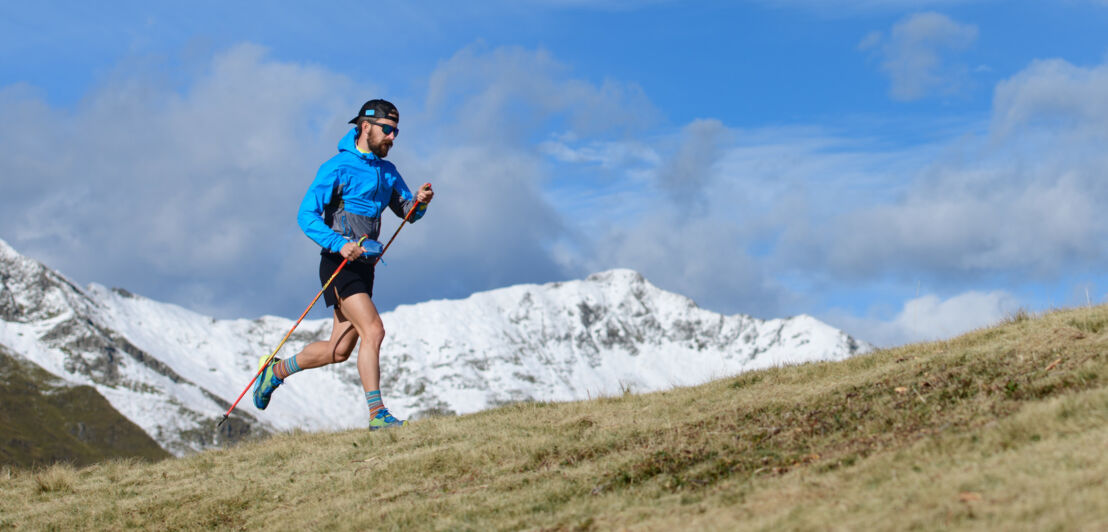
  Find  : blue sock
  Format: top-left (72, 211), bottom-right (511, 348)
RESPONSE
top-left (274, 355), bottom-right (302, 380)
top-left (365, 390), bottom-right (383, 415)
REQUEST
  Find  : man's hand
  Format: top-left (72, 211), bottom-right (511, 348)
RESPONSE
top-left (416, 182), bottom-right (434, 205)
top-left (339, 241), bottom-right (365, 261)
top-left (340, 239), bottom-right (384, 261)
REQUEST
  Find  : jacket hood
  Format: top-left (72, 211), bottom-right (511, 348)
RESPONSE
top-left (337, 127), bottom-right (379, 161)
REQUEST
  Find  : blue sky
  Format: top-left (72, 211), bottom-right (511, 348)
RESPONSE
top-left (3, 1), bottom-right (1108, 346)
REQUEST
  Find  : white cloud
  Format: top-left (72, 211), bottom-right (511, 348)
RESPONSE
top-left (535, 53), bottom-right (1108, 324)
top-left (826, 290), bottom-right (1020, 347)
top-left (861, 12), bottom-right (979, 101)
top-left (566, 53), bottom-right (1108, 322)
top-left (828, 172), bottom-right (1102, 276)
top-left (7, 32), bottom-right (1108, 347)
top-left (0, 43), bottom-right (360, 316)
top-left (570, 121), bottom-right (803, 318)
top-left (0, 41), bottom-right (672, 319)
top-left (0, 39), bottom-right (679, 317)
top-left (423, 44), bottom-right (655, 144)
top-left (420, 46), bottom-right (1108, 330)
top-left (991, 58), bottom-right (1108, 140)
top-left (654, 119), bottom-right (730, 210)
top-left (539, 138), bottom-right (660, 169)
top-left (584, 212), bottom-right (798, 319)
top-left (796, 56), bottom-right (1108, 280)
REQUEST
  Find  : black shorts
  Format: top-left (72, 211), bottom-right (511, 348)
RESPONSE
top-left (319, 252), bottom-right (374, 307)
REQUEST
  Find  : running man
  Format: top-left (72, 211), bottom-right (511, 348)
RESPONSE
top-left (253, 99), bottom-right (433, 430)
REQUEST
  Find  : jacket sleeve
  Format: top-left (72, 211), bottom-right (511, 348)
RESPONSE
top-left (388, 170), bottom-right (427, 222)
top-left (297, 169), bottom-right (348, 253)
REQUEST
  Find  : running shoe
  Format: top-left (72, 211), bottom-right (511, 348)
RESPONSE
top-left (368, 407), bottom-right (407, 430)
top-left (252, 356), bottom-right (284, 410)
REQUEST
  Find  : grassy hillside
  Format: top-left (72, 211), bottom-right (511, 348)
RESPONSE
top-left (2, 305), bottom-right (1106, 530)
top-left (0, 346), bottom-right (170, 468)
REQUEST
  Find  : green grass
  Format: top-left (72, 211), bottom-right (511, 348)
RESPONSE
top-left (0, 347), bottom-right (170, 468)
top-left (2, 305), bottom-right (1107, 530)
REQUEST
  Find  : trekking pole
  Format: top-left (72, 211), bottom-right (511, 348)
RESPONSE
top-left (217, 190), bottom-right (428, 429)
top-left (372, 186), bottom-right (428, 267)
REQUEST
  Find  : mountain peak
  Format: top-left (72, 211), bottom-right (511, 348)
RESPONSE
top-left (0, 237), bottom-right (95, 323)
top-left (585, 268), bottom-right (645, 284)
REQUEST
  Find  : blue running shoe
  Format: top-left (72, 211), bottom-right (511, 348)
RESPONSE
top-left (252, 356), bottom-right (284, 410)
top-left (368, 407), bottom-right (407, 430)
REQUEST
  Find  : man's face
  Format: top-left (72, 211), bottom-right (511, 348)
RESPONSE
top-left (365, 117), bottom-right (398, 158)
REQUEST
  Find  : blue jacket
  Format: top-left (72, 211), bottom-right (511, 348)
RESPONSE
top-left (298, 128), bottom-right (426, 256)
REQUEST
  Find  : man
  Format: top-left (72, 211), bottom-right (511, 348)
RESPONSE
top-left (253, 99), bottom-right (433, 430)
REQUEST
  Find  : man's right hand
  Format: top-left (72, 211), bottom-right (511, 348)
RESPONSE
top-left (340, 239), bottom-right (384, 261)
top-left (340, 241), bottom-right (365, 261)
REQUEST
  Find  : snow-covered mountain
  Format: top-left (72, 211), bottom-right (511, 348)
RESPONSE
top-left (0, 238), bottom-right (871, 456)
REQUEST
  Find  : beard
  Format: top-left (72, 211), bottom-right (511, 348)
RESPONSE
top-left (370, 138), bottom-right (392, 158)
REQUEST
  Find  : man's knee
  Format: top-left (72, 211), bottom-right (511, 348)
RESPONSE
top-left (368, 323), bottom-right (385, 344)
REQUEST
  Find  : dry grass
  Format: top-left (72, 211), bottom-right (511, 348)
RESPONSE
top-left (1, 305), bottom-right (1106, 531)
top-left (32, 463), bottom-right (76, 495)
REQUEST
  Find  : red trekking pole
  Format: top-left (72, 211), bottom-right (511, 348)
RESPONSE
top-left (217, 191), bottom-right (428, 429)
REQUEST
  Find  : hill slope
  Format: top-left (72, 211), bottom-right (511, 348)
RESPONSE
top-left (2, 306), bottom-right (1106, 530)
top-left (0, 346), bottom-right (169, 467)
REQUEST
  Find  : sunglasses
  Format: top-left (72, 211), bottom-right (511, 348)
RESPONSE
top-left (367, 119), bottom-right (399, 138)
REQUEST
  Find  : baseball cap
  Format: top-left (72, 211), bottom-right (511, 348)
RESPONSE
top-left (348, 99), bottom-right (399, 124)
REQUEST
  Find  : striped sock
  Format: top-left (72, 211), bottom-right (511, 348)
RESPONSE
top-left (365, 390), bottom-right (383, 416)
top-left (273, 355), bottom-right (303, 380)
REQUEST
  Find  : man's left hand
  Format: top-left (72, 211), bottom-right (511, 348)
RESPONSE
top-left (417, 183), bottom-right (434, 205)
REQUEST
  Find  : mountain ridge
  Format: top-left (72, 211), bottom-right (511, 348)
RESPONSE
top-left (0, 238), bottom-right (871, 460)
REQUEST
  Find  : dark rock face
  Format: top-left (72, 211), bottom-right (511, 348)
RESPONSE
top-left (0, 277), bottom-right (19, 322)
top-left (0, 245), bottom-right (94, 324)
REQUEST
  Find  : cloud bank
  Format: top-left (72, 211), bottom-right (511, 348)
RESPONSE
top-left (826, 290), bottom-right (1020, 347)
top-left (860, 12), bottom-right (979, 100)
top-left (5, 38), bottom-right (1108, 348)
top-left (0, 44), bottom-right (359, 317)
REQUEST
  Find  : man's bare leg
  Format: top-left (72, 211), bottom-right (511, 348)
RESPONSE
top-left (331, 292), bottom-right (385, 392)
top-left (332, 292), bottom-right (404, 428)
top-left (292, 308), bottom-right (361, 369)
top-left (256, 305), bottom-right (362, 409)
top-left (267, 291), bottom-right (400, 426)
